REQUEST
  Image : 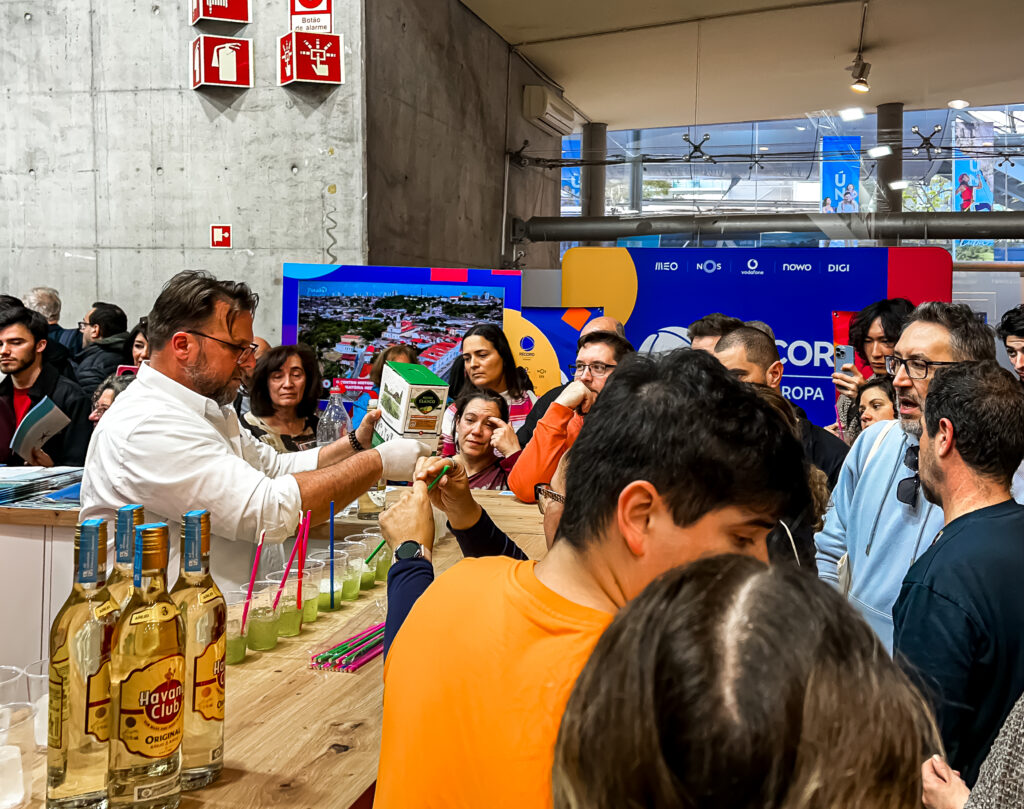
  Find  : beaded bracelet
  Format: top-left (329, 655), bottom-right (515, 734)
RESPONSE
top-left (348, 429), bottom-right (365, 452)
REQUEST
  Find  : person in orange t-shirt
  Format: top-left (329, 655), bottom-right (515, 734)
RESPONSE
top-left (374, 348), bottom-right (813, 809)
top-left (508, 330), bottom-right (634, 503)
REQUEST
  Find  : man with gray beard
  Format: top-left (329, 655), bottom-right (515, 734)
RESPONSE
top-left (815, 302), bottom-right (1011, 653)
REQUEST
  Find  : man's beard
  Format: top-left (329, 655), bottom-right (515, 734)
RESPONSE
top-left (1, 355), bottom-right (36, 377)
top-left (186, 364), bottom-right (239, 407)
top-left (900, 414), bottom-right (923, 438)
top-left (919, 449), bottom-right (943, 508)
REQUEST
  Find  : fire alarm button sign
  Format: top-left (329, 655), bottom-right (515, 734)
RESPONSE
top-left (190, 36), bottom-right (253, 89)
top-left (279, 32), bottom-right (344, 85)
top-left (290, 0), bottom-right (332, 32)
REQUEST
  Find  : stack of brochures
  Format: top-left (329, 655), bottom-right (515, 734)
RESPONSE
top-left (0, 466), bottom-right (84, 505)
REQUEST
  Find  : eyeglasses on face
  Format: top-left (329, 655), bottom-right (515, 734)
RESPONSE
top-left (78, 321), bottom-right (92, 331)
top-left (185, 330), bottom-right (258, 365)
top-left (534, 483), bottom-right (565, 514)
top-left (569, 362), bottom-right (616, 377)
top-left (884, 354), bottom-right (959, 380)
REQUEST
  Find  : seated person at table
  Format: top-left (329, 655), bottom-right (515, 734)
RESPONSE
top-left (374, 348), bottom-right (812, 809)
top-left (552, 555), bottom-right (941, 809)
top-left (508, 330), bottom-right (634, 503)
top-left (448, 386), bottom-right (522, 490)
top-left (89, 372), bottom-right (135, 424)
top-left (242, 344), bottom-right (321, 453)
top-left (441, 323), bottom-right (535, 456)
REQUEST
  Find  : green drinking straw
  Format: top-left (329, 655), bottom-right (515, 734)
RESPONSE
top-left (363, 464), bottom-right (451, 565)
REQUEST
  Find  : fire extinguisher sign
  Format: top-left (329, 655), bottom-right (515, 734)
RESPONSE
top-left (290, 0), bottom-right (332, 33)
top-left (190, 36), bottom-right (254, 88)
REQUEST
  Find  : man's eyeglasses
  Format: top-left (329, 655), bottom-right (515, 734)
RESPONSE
top-left (896, 445), bottom-right (920, 507)
top-left (186, 331), bottom-right (258, 365)
top-left (569, 362), bottom-right (616, 377)
top-left (77, 321), bottom-right (91, 331)
top-left (885, 355), bottom-right (959, 380)
top-left (534, 484), bottom-right (565, 515)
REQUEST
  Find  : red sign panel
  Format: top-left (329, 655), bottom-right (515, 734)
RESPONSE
top-left (191, 0), bottom-right (251, 24)
top-left (210, 224), bottom-right (232, 249)
top-left (190, 36), bottom-right (253, 89)
top-left (290, 0), bottom-right (332, 32)
top-left (279, 32), bottom-right (344, 86)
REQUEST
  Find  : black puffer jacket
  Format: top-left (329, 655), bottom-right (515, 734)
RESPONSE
top-left (0, 364), bottom-right (93, 466)
top-left (74, 332), bottom-right (129, 396)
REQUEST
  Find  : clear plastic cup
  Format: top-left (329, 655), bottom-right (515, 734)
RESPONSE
top-left (0, 670), bottom-right (24, 706)
top-left (0, 702), bottom-right (37, 807)
top-left (20, 662), bottom-right (47, 750)
top-left (224, 591), bottom-right (249, 665)
top-left (299, 560), bottom-right (324, 622)
top-left (239, 583), bottom-right (281, 652)
top-left (344, 535), bottom-right (379, 591)
top-left (265, 568), bottom-right (315, 637)
top-left (310, 550), bottom-right (358, 605)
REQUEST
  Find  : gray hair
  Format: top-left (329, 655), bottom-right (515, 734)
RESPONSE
top-left (24, 287), bottom-right (61, 322)
top-left (904, 302), bottom-right (996, 362)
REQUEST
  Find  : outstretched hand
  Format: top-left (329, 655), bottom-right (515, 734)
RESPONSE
top-left (380, 479), bottom-right (435, 558)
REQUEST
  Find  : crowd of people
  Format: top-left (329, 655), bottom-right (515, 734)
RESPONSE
top-left (6, 269), bottom-right (1024, 807)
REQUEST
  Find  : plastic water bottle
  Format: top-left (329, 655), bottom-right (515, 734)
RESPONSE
top-left (317, 384), bottom-right (352, 446)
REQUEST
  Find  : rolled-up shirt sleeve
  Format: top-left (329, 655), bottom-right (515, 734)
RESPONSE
top-left (108, 416), bottom-right (311, 544)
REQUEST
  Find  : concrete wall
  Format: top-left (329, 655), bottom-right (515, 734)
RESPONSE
top-left (364, 0), bottom-right (561, 271)
top-left (1, 0), bottom-right (367, 343)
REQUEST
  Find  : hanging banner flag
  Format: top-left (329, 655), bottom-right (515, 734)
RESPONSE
top-left (820, 135), bottom-right (861, 247)
top-left (952, 118), bottom-right (995, 260)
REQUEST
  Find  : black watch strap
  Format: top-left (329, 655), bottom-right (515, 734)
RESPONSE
top-left (394, 541), bottom-right (424, 561)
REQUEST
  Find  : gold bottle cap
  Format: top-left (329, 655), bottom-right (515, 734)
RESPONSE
top-left (182, 509), bottom-right (211, 556)
top-left (75, 519), bottom-right (108, 583)
top-left (134, 523), bottom-right (170, 573)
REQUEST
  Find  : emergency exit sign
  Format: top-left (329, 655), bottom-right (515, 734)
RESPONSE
top-left (290, 0), bottom-right (332, 32)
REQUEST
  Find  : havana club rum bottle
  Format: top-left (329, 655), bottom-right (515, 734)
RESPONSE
top-left (47, 518), bottom-right (119, 809)
top-left (108, 523), bottom-right (185, 809)
top-left (169, 510), bottom-right (225, 790)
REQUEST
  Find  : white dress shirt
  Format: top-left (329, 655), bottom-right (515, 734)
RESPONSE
top-left (80, 363), bottom-right (320, 590)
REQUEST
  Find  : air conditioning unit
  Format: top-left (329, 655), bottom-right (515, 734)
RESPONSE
top-left (523, 85), bottom-right (576, 137)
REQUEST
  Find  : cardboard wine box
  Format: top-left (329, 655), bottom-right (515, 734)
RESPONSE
top-left (377, 361), bottom-right (449, 435)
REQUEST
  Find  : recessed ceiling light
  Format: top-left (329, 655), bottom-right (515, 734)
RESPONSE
top-left (889, 180), bottom-right (911, 190)
top-left (796, 125), bottom-right (807, 131)
top-left (760, 146), bottom-right (770, 151)
top-left (948, 99), bottom-right (970, 110)
top-left (839, 107), bottom-right (865, 121)
top-left (867, 145), bottom-right (892, 158)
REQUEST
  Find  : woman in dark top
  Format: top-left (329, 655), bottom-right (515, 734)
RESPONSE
top-left (242, 344), bottom-right (322, 452)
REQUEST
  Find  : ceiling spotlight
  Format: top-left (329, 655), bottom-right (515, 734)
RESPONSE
top-left (839, 107), bottom-right (865, 122)
top-left (760, 146), bottom-right (770, 151)
top-left (848, 56), bottom-right (871, 93)
top-left (796, 125), bottom-right (807, 131)
top-left (948, 99), bottom-right (970, 110)
top-left (867, 145), bottom-right (892, 158)
top-left (889, 180), bottom-right (911, 190)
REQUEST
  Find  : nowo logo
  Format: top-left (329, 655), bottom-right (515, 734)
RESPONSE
top-left (781, 263), bottom-right (812, 272)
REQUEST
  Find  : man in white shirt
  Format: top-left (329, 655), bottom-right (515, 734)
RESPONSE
top-left (80, 270), bottom-right (429, 588)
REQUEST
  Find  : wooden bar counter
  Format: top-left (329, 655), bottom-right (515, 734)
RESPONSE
top-left (23, 490), bottom-right (546, 809)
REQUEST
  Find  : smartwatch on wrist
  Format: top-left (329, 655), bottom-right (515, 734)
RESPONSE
top-left (394, 541), bottom-right (425, 562)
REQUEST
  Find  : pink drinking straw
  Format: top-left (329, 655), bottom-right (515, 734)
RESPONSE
top-left (241, 530), bottom-right (266, 635)
top-left (297, 510), bottom-right (311, 611)
top-left (344, 642), bottom-right (384, 672)
top-left (273, 514), bottom-right (308, 611)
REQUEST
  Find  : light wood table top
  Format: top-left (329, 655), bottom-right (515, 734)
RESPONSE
top-left (26, 490), bottom-right (545, 809)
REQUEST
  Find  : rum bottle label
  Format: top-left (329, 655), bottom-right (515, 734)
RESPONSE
top-left (117, 654), bottom-right (185, 758)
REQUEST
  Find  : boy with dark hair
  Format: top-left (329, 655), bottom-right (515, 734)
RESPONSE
top-left (894, 361), bottom-right (1024, 786)
top-left (375, 348), bottom-right (811, 809)
top-left (688, 311), bottom-right (745, 352)
top-left (0, 307), bottom-right (92, 466)
top-left (996, 304), bottom-right (1024, 384)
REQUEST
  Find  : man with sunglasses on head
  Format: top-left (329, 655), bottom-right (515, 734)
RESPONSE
top-left (508, 330), bottom-right (634, 503)
top-left (80, 270), bottom-right (431, 589)
top-left (815, 302), bottom-right (1009, 653)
